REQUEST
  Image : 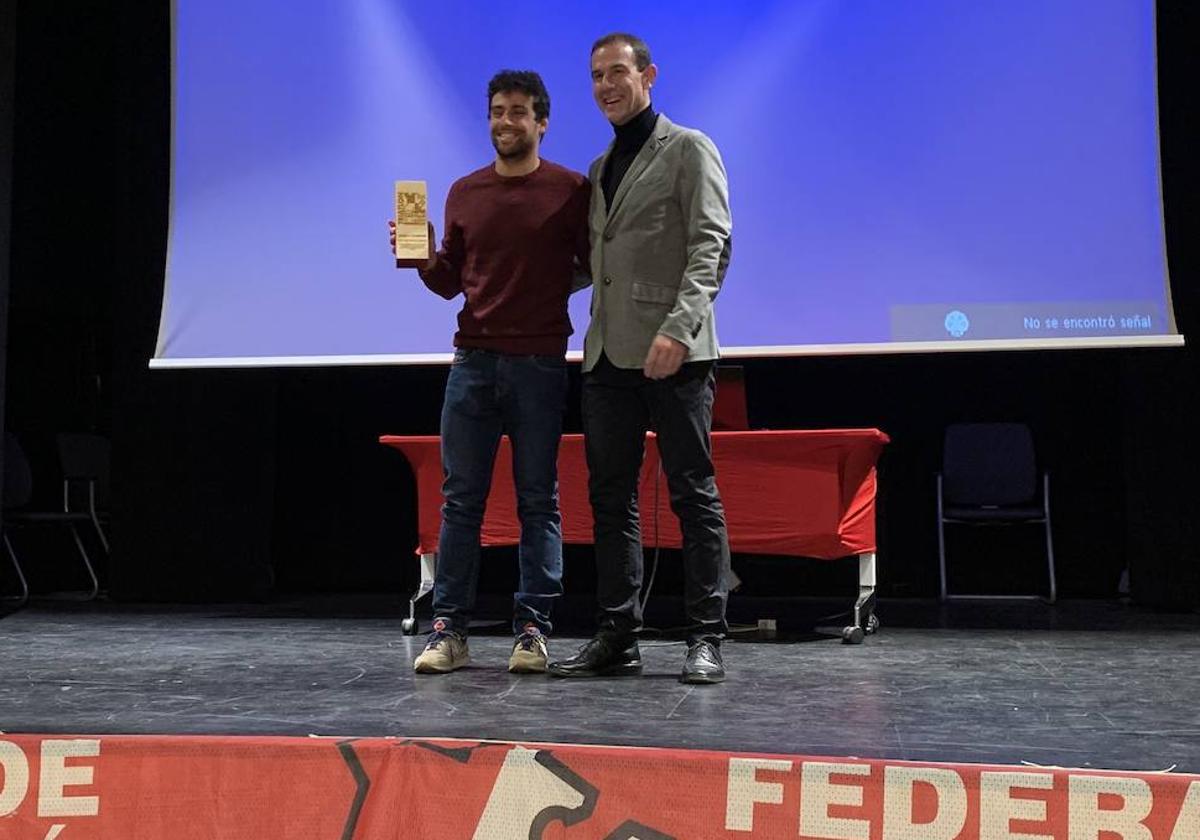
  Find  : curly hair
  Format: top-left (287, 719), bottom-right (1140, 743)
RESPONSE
top-left (487, 70), bottom-right (550, 122)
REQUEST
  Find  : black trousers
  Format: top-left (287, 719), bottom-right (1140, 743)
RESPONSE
top-left (582, 352), bottom-right (731, 646)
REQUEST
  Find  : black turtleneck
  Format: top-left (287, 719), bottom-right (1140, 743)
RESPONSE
top-left (601, 105), bottom-right (657, 211)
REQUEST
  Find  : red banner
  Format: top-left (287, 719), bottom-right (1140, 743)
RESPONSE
top-left (0, 734), bottom-right (1197, 838)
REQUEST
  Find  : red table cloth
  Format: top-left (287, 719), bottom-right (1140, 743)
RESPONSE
top-left (380, 429), bottom-right (888, 560)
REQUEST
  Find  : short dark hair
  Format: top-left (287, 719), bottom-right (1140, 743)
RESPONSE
top-left (590, 33), bottom-right (652, 71)
top-left (486, 70), bottom-right (550, 122)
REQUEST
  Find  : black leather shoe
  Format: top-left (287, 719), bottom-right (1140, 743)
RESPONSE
top-left (547, 636), bottom-right (642, 678)
top-left (681, 641), bottom-right (725, 684)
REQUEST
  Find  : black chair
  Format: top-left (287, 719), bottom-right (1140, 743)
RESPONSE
top-left (2, 432), bottom-right (104, 606)
top-left (57, 432), bottom-right (112, 556)
top-left (936, 423), bottom-right (1056, 602)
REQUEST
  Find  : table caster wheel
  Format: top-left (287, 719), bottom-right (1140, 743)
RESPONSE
top-left (401, 618), bottom-right (418, 635)
top-left (841, 625), bottom-right (865, 645)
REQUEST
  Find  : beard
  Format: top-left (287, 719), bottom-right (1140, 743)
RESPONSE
top-left (491, 130), bottom-right (535, 161)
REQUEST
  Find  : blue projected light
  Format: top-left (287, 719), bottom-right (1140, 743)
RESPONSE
top-left (157, 0), bottom-right (1176, 364)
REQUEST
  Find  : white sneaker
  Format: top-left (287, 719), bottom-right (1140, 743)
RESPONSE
top-left (414, 630), bottom-right (469, 674)
top-left (508, 625), bottom-right (548, 674)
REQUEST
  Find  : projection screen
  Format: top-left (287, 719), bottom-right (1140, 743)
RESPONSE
top-left (153, 0), bottom-right (1181, 367)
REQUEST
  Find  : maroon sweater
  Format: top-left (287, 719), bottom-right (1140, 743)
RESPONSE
top-left (419, 160), bottom-right (591, 356)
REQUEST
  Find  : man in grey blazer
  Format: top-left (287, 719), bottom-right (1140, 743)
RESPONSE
top-left (548, 33), bottom-right (733, 684)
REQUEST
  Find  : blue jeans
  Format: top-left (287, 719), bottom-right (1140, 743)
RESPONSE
top-left (432, 348), bottom-right (567, 637)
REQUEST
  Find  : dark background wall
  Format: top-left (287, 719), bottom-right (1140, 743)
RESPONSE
top-left (3, 2), bottom-right (1197, 610)
top-left (0, 0), bottom-right (14, 501)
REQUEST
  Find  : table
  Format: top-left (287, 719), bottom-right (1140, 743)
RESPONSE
top-left (380, 429), bottom-right (889, 642)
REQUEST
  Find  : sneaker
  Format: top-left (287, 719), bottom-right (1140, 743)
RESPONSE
top-left (508, 624), bottom-right (548, 674)
top-left (413, 627), bottom-right (469, 674)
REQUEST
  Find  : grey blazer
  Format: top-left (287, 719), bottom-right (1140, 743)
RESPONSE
top-left (582, 114), bottom-right (732, 372)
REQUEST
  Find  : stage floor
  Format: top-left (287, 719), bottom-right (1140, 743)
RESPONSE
top-left (1, 598), bottom-right (1198, 773)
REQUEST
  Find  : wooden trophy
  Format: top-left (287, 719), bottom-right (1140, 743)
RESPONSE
top-left (394, 180), bottom-right (431, 268)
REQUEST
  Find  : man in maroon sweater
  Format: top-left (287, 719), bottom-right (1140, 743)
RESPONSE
top-left (389, 70), bottom-right (590, 675)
